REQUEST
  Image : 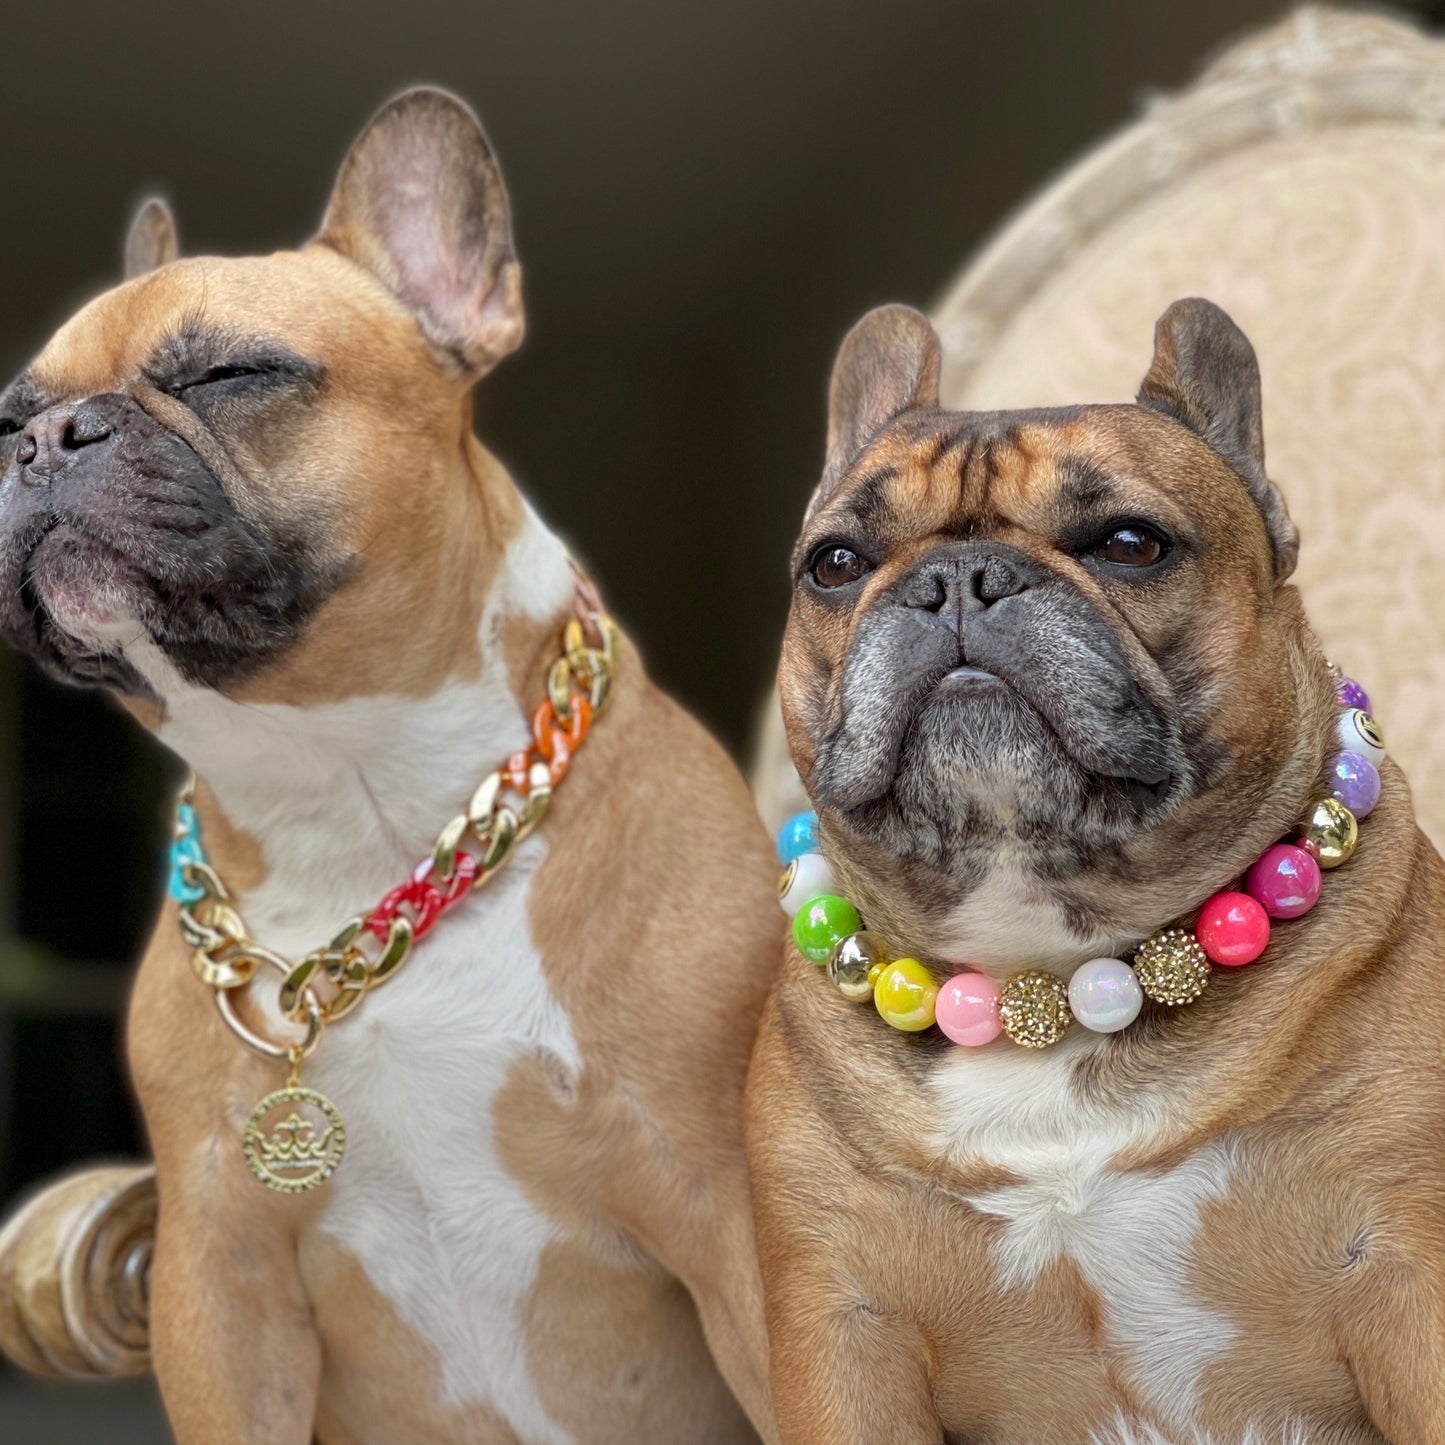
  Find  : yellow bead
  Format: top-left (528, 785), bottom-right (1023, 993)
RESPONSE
top-left (1299, 796), bottom-right (1358, 870)
top-left (1133, 928), bottom-right (1209, 1006)
top-left (998, 970), bottom-right (1071, 1047)
top-left (873, 957), bottom-right (938, 1031)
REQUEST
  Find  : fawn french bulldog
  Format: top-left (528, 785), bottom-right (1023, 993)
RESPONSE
top-left (747, 300), bottom-right (1445, 1443)
top-left (0, 90), bottom-right (782, 1443)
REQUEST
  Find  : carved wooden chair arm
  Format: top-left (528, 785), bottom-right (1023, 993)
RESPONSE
top-left (0, 1164), bottom-right (155, 1378)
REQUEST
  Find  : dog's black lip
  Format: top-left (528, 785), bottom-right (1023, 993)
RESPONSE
top-left (17, 515), bottom-right (60, 648)
top-left (922, 657), bottom-right (1022, 702)
top-left (9, 523), bottom-right (158, 698)
top-left (17, 513), bottom-right (146, 649)
top-left (936, 663), bottom-right (1003, 687)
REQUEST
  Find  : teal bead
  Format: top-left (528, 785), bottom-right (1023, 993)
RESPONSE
top-left (176, 801), bottom-right (199, 839)
top-left (792, 894), bottom-right (863, 964)
top-left (776, 810), bottom-right (820, 864)
top-left (169, 834), bottom-right (207, 904)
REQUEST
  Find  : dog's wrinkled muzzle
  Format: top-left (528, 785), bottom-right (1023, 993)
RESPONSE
top-left (811, 540), bottom-right (1180, 811)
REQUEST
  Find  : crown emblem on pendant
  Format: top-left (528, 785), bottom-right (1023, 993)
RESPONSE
top-left (243, 1085), bottom-right (346, 1193)
top-left (256, 1113), bottom-right (337, 1167)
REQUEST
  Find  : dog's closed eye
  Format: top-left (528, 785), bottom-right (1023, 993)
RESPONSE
top-left (142, 323), bottom-right (326, 409)
top-left (169, 363), bottom-right (270, 394)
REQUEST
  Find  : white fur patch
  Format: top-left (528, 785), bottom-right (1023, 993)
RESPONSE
top-left (313, 836), bottom-right (582, 1440)
top-left (931, 1038), bottom-right (1237, 1428)
top-left (153, 506), bottom-right (587, 1439)
top-left (154, 501), bottom-right (576, 930)
top-left (933, 853), bottom-right (1122, 974)
top-left (1092, 1420), bottom-right (1315, 1445)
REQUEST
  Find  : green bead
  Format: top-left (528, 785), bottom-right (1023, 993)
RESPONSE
top-left (793, 894), bottom-right (863, 964)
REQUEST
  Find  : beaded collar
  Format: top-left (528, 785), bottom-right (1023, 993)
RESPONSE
top-left (776, 671), bottom-right (1385, 1049)
top-left (167, 576), bottom-right (616, 1192)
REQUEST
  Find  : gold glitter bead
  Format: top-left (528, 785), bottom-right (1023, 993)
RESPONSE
top-left (1299, 796), bottom-right (1358, 870)
top-left (1133, 928), bottom-right (1209, 1006)
top-left (827, 931), bottom-right (889, 1002)
top-left (998, 970), bottom-right (1071, 1048)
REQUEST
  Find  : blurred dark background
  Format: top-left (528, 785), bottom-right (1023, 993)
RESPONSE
top-left (0, 0), bottom-right (1435, 1435)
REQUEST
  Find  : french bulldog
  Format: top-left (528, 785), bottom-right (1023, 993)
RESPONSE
top-left (746, 300), bottom-right (1445, 1444)
top-left (0, 89), bottom-right (782, 1443)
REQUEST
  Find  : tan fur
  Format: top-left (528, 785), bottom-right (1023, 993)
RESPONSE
top-left (307, 1239), bottom-right (519, 1443)
top-left (750, 391), bottom-right (1445, 1443)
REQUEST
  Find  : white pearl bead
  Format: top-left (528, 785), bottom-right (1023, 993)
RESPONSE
top-left (1067, 958), bottom-right (1144, 1034)
top-left (778, 853), bottom-right (838, 915)
top-left (1336, 708), bottom-right (1386, 767)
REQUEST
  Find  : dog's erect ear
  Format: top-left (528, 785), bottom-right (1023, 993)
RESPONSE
top-left (318, 87), bottom-right (523, 380)
top-left (124, 198), bottom-right (179, 279)
top-left (814, 305), bottom-right (941, 514)
top-left (1138, 297), bottom-right (1299, 580)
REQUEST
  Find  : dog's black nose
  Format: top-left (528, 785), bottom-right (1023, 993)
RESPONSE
top-left (901, 551), bottom-right (1028, 614)
top-left (18, 398), bottom-right (121, 478)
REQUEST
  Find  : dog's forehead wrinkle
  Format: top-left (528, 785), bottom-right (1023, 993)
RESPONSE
top-left (1057, 453), bottom-right (1120, 510)
top-left (826, 415), bottom-right (1151, 571)
top-left (835, 463), bottom-right (901, 527)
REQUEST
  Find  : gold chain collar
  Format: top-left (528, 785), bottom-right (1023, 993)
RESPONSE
top-left (170, 578), bottom-right (617, 1191)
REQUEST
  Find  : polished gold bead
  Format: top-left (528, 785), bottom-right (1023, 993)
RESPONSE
top-left (1299, 796), bottom-right (1358, 870)
top-left (998, 970), bottom-right (1071, 1048)
top-left (827, 931), bottom-right (889, 1002)
top-left (1133, 928), bottom-right (1209, 1006)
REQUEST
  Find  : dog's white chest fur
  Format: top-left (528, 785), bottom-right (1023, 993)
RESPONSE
top-left (930, 1039), bottom-right (1237, 1428)
top-left (311, 846), bottom-right (580, 1442)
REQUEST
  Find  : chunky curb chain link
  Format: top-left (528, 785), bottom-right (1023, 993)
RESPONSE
top-left (174, 579), bottom-right (617, 1064)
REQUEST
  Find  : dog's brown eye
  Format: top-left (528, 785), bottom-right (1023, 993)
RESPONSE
top-left (1095, 526), bottom-right (1166, 568)
top-left (810, 545), bottom-right (872, 589)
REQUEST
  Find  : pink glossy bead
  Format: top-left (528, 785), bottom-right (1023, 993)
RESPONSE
top-left (1245, 843), bottom-right (1322, 920)
top-left (936, 972), bottom-right (1003, 1047)
top-left (1195, 891), bottom-right (1271, 967)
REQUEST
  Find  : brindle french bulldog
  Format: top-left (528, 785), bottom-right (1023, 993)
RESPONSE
top-left (747, 300), bottom-right (1445, 1444)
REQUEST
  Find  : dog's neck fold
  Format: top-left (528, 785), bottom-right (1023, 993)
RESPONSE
top-left (150, 475), bottom-right (576, 958)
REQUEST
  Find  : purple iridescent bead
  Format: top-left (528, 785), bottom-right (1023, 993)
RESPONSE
top-left (1335, 676), bottom-right (1371, 712)
top-left (1329, 750), bottom-right (1381, 820)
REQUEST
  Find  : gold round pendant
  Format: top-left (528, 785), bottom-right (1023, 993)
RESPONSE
top-left (243, 1086), bottom-right (346, 1193)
